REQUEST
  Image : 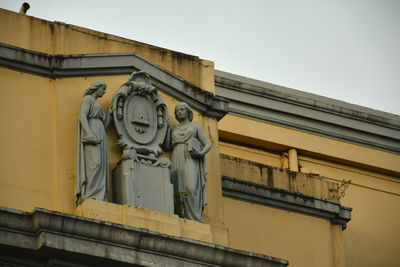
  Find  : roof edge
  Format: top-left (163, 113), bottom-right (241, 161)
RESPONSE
top-left (215, 69), bottom-right (400, 154)
top-left (0, 43), bottom-right (229, 120)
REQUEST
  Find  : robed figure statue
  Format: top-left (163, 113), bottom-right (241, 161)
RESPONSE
top-left (166, 102), bottom-right (211, 222)
top-left (76, 80), bottom-right (113, 206)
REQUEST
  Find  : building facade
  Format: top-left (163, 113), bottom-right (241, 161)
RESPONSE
top-left (0, 8), bottom-right (399, 267)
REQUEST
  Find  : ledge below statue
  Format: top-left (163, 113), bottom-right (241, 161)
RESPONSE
top-left (73, 199), bottom-right (229, 247)
top-left (0, 205), bottom-right (287, 267)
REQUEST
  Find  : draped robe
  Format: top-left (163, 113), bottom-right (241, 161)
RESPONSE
top-left (170, 122), bottom-right (207, 222)
top-left (76, 95), bottom-right (109, 205)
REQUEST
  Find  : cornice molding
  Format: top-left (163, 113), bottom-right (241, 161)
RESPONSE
top-left (221, 176), bottom-right (352, 230)
top-left (215, 70), bottom-right (400, 153)
top-left (0, 207), bottom-right (288, 267)
top-left (0, 43), bottom-right (229, 120)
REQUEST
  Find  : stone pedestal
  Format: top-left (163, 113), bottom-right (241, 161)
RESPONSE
top-left (112, 158), bottom-right (174, 214)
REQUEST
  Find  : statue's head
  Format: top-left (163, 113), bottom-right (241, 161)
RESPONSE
top-left (175, 102), bottom-right (194, 122)
top-left (84, 80), bottom-right (107, 96)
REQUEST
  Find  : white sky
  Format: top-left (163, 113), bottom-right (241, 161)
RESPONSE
top-left (1, 0), bottom-right (400, 115)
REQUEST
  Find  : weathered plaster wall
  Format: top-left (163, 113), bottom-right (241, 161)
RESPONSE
top-left (0, 69), bottom-right (55, 212)
top-left (223, 197), bottom-right (345, 267)
top-left (0, 8), bottom-right (213, 91)
top-left (3, 7), bottom-right (396, 267)
top-left (0, 68), bottom-right (228, 244)
top-left (0, 9), bottom-right (53, 54)
top-left (219, 114), bottom-right (400, 175)
top-left (0, 8), bottom-right (227, 245)
top-left (300, 155), bottom-right (400, 267)
top-left (220, 152), bottom-right (339, 201)
top-left (219, 114), bottom-right (400, 267)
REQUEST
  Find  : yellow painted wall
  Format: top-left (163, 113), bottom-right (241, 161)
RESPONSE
top-left (0, 9), bottom-right (53, 54)
top-left (299, 156), bottom-right (400, 267)
top-left (0, 8), bottom-right (214, 91)
top-left (0, 72), bottom-right (227, 244)
top-left (0, 8), bottom-right (226, 244)
top-left (219, 114), bottom-right (400, 176)
top-left (223, 197), bottom-right (345, 267)
top-left (0, 69), bottom-right (55, 212)
top-left (219, 152), bottom-right (339, 201)
top-left (219, 114), bottom-right (400, 267)
top-left (3, 7), bottom-right (399, 267)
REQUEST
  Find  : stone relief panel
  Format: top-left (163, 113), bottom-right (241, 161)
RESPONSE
top-left (111, 71), bottom-right (168, 158)
top-left (111, 72), bottom-right (173, 213)
top-left (76, 71), bottom-right (216, 221)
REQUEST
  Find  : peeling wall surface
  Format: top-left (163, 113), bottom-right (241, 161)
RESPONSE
top-left (1, 8), bottom-right (400, 267)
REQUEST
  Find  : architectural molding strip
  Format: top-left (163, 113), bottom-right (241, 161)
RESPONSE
top-left (221, 176), bottom-right (352, 229)
top-left (0, 207), bottom-right (288, 267)
top-left (0, 43), bottom-right (229, 120)
top-left (215, 70), bottom-right (400, 154)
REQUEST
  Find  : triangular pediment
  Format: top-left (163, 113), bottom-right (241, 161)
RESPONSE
top-left (0, 43), bottom-right (229, 120)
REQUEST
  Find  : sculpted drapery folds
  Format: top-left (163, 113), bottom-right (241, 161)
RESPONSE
top-left (168, 102), bottom-right (211, 222)
top-left (75, 76), bottom-right (211, 223)
top-left (76, 80), bottom-right (113, 206)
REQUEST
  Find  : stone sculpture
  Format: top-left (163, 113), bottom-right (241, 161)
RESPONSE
top-left (168, 102), bottom-right (211, 222)
top-left (76, 80), bottom-right (113, 205)
top-left (111, 72), bottom-right (168, 157)
top-left (111, 72), bottom-right (174, 213)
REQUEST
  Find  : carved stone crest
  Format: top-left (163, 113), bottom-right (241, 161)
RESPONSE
top-left (111, 71), bottom-right (168, 158)
top-left (111, 71), bottom-right (173, 214)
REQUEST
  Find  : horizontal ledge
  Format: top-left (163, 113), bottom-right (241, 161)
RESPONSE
top-left (0, 206), bottom-right (288, 267)
top-left (0, 43), bottom-right (229, 120)
top-left (221, 176), bottom-right (352, 230)
top-left (229, 104), bottom-right (400, 154)
top-left (215, 70), bottom-right (400, 154)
